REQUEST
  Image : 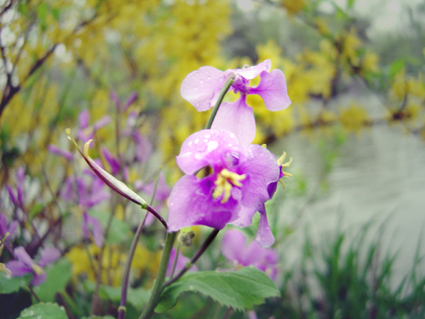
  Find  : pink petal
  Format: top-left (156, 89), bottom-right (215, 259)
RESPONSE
top-left (167, 175), bottom-right (240, 232)
top-left (233, 59), bottom-right (271, 80)
top-left (221, 229), bottom-right (247, 264)
top-left (211, 96), bottom-right (256, 146)
top-left (180, 66), bottom-right (226, 111)
top-left (123, 92), bottom-right (138, 111)
top-left (38, 247), bottom-right (61, 267)
top-left (256, 204), bottom-right (275, 248)
top-left (176, 130), bottom-right (241, 175)
top-left (249, 69), bottom-right (291, 111)
top-left (79, 110), bottom-right (90, 128)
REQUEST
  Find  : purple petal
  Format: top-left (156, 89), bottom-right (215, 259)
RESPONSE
top-left (249, 69), bottom-right (291, 111)
top-left (102, 147), bottom-right (121, 175)
top-left (60, 177), bottom-right (75, 202)
top-left (14, 247), bottom-right (34, 268)
top-left (31, 272), bottom-right (47, 286)
top-left (123, 92), bottom-right (138, 112)
top-left (221, 229), bottom-right (247, 264)
top-left (47, 144), bottom-right (74, 160)
top-left (38, 247), bottom-right (61, 267)
top-left (233, 59), bottom-right (271, 80)
top-left (211, 96), bottom-right (256, 146)
top-left (82, 212), bottom-right (90, 240)
top-left (144, 212), bottom-right (156, 226)
top-left (176, 130), bottom-right (241, 175)
top-left (5, 260), bottom-right (32, 277)
top-left (79, 110), bottom-right (90, 129)
top-left (7, 220), bottom-right (19, 241)
top-left (93, 116), bottom-right (111, 130)
top-left (180, 66), bottom-right (226, 111)
top-left (83, 212), bottom-right (104, 247)
top-left (167, 175), bottom-right (240, 232)
top-left (256, 204), bottom-right (275, 248)
top-left (133, 131), bottom-right (153, 163)
top-left (7, 185), bottom-right (18, 206)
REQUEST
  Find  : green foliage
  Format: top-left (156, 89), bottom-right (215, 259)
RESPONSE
top-left (17, 302), bottom-right (67, 319)
top-left (98, 285), bottom-right (150, 310)
top-left (0, 272), bottom-right (32, 294)
top-left (156, 267), bottom-right (280, 313)
top-left (33, 258), bottom-right (72, 302)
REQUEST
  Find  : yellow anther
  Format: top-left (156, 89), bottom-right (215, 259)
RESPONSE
top-left (32, 264), bottom-right (44, 276)
top-left (277, 152), bottom-right (293, 167)
top-left (261, 144), bottom-right (267, 148)
top-left (212, 169), bottom-right (246, 204)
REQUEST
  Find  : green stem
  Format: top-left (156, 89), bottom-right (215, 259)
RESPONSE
top-left (138, 231), bottom-right (177, 319)
top-left (204, 76), bottom-right (234, 130)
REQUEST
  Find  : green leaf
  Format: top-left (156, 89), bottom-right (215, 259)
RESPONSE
top-left (29, 203), bottom-right (45, 219)
top-left (33, 258), bottom-right (72, 302)
top-left (17, 302), bottom-right (67, 319)
top-left (82, 316), bottom-right (115, 319)
top-left (89, 210), bottom-right (131, 244)
top-left (156, 267), bottom-right (280, 313)
top-left (0, 272), bottom-right (32, 294)
top-left (347, 0), bottom-right (355, 8)
top-left (37, 3), bottom-right (49, 32)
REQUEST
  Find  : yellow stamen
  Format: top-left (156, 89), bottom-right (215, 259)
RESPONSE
top-left (32, 264), bottom-right (44, 276)
top-left (212, 169), bottom-right (246, 204)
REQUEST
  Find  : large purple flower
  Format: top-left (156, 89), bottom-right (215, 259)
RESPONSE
top-left (221, 229), bottom-right (278, 280)
top-left (167, 129), bottom-right (280, 247)
top-left (6, 246), bottom-right (61, 286)
top-left (180, 59), bottom-right (291, 145)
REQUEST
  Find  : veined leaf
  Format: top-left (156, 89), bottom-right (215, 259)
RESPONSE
top-left (17, 302), bottom-right (67, 319)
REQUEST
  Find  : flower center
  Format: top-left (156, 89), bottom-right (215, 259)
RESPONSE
top-left (212, 169), bottom-right (246, 204)
top-left (32, 264), bottom-right (44, 276)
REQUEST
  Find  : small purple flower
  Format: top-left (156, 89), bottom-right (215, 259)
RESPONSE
top-left (47, 144), bottom-right (74, 161)
top-left (111, 91), bottom-right (138, 112)
top-left (7, 166), bottom-right (25, 208)
top-left (82, 212), bottom-right (104, 247)
top-left (166, 248), bottom-right (198, 277)
top-left (167, 129), bottom-right (280, 247)
top-left (221, 229), bottom-right (278, 280)
top-left (180, 59), bottom-right (291, 145)
top-left (102, 147), bottom-right (121, 175)
top-left (77, 109), bottom-right (111, 143)
top-left (6, 246), bottom-right (61, 286)
top-left (0, 212), bottom-right (18, 242)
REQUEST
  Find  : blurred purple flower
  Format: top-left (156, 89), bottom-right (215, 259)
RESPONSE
top-left (47, 144), bottom-right (74, 161)
top-left (0, 212), bottom-right (18, 241)
top-left (6, 246), bottom-right (61, 286)
top-left (135, 172), bottom-right (170, 226)
top-left (111, 91), bottom-right (138, 112)
top-left (132, 131), bottom-right (153, 163)
top-left (77, 109), bottom-right (111, 143)
top-left (82, 212), bottom-right (104, 247)
top-left (166, 248), bottom-right (197, 277)
top-left (180, 59), bottom-right (291, 145)
top-left (221, 229), bottom-right (278, 280)
top-left (7, 166), bottom-right (25, 208)
top-left (102, 147), bottom-right (121, 175)
top-left (167, 129), bottom-right (280, 247)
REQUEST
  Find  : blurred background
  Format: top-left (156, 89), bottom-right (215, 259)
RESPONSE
top-left (1, 0), bottom-right (425, 318)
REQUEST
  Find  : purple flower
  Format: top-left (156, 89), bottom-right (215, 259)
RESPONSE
top-left (167, 129), bottom-right (280, 247)
top-left (7, 166), bottom-right (25, 208)
top-left (180, 59), bottom-right (291, 145)
top-left (77, 109), bottom-right (111, 143)
top-left (111, 91), bottom-right (138, 112)
top-left (166, 248), bottom-right (198, 277)
top-left (82, 212), bottom-right (104, 247)
top-left (221, 229), bottom-right (278, 280)
top-left (6, 246), bottom-right (61, 286)
top-left (0, 212), bottom-right (18, 242)
top-left (47, 144), bottom-right (74, 161)
top-left (102, 147), bottom-right (121, 175)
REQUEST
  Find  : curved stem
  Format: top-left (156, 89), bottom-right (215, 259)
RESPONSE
top-left (138, 231), bottom-right (177, 319)
top-left (204, 77), bottom-right (234, 130)
top-left (164, 229), bottom-right (219, 287)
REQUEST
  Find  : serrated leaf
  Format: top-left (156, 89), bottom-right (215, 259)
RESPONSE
top-left (89, 210), bottom-right (130, 244)
top-left (17, 302), bottom-right (67, 319)
top-left (0, 272), bottom-right (32, 294)
top-left (33, 258), bottom-right (72, 302)
top-left (156, 267), bottom-right (280, 313)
